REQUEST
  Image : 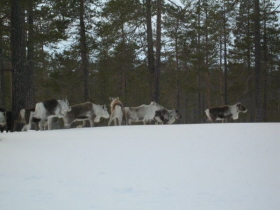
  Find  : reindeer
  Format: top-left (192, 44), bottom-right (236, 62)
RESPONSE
top-left (153, 108), bottom-right (182, 124)
top-left (205, 102), bottom-right (247, 122)
top-left (29, 98), bottom-right (71, 130)
top-left (124, 102), bottom-right (164, 125)
top-left (108, 97), bottom-right (126, 126)
top-left (63, 102), bottom-right (109, 128)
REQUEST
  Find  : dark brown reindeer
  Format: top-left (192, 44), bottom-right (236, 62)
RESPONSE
top-left (205, 102), bottom-right (247, 123)
top-left (153, 108), bottom-right (182, 124)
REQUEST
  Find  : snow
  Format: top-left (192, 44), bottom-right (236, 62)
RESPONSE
top-left (0, 123), bottom-right (279, 210)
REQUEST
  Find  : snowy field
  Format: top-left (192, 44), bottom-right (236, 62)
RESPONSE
top-left (0, 123), bottom-right (279, 210)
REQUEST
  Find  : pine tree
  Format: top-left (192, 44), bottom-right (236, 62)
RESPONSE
top-left (260, 0), bottom-right (280, 121)
top-left (26, 0), bottom-right (35, 107)
top-left (146, 0), bottom-right (156, 101)
top-left (155, 0), bottom-right (162, 103)
top-left (232, 0), bottom-right (255, 121)
top-left (79, 0), bottom-right (89, 101)
top-left (10, 0), bottom-right (28, 130)
top-left (254, 0), bottom-right (262, 122)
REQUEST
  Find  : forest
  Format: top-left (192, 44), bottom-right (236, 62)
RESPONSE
top-left (1, 0), bottom-right (280, 125)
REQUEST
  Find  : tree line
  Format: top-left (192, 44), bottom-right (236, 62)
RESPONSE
top-left (1, 0), bottom-right (280, 126)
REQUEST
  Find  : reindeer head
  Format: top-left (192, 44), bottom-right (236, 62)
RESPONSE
top-left (236, 102), bottom-right (247, 113)
top-left (175, 109), bottom-right (182, 120)
top-left (101, 104), bottom-right (110, 119)
top-left (150, 101), bottom-right (164, 111)
top-left (109, 97), bottom-right (119, 102)
top-left (59, 98), bottom-right (71, 115)
top-left (0, 111), bottom-right (6, 126)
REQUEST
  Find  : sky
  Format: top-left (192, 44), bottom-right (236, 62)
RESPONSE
top-left (172, 0), bottom-right (280, 8)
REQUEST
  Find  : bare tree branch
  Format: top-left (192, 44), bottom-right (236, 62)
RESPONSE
top-left (166, 0), bottom-right (182, 9)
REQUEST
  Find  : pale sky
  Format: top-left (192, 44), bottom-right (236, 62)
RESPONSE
top-left (172, 0), bottom-right (280, 7)
top-left (171, 0), bottom-right (280, 21)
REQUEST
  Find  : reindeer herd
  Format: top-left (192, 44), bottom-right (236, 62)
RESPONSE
top-left (0, 97), bottom-right (247, 133)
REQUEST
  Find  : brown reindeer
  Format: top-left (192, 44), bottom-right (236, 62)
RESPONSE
top-left (205, 102), bottom-right (247, 122)
top-left (108, 97), bottom-right (126, 126)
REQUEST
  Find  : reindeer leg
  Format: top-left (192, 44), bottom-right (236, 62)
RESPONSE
top-left (108, 117), bottom-right (113, 126)
top-left (209, 113), bottom-right (217, 123)
top-left (47, 117), bottom-right (53, 130)
top-left (89, 117), bottom-right (95, 127)
top-left (81, 120), bottom-right (87, 128)
top-left (119, 116), bottom-right (123, 125)
top-left (27, 111), bottom-right (34, 131)
top-left (22, 124), bottom-right (28, 131)
top-left (38, 120), bottom-right (45, 131)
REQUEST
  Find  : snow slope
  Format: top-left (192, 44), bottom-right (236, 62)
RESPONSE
top-left (0, 123), bottom-right (279, 210)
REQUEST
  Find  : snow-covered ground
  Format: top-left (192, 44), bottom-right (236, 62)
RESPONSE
top-left (0, 123), bottom-right (279, 210)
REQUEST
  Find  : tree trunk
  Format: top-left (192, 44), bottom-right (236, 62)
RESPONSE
top-left (223, 4), bottom-right (228, 105)
top-left (155, 0), bottom-right (162, 103)
top-left (205, 3), bottom-right (211, 108)
top-left (0, 20), bottom-right (6, 108)
top-left (175, 18), bottom-right (180, 110)
top-left (254, 0), bottom-right (262, 122)
top-left (79, 0), bottom-right (89, 101)
top-left (197, 0), bottom-right (202, 123)
top-left (11, 0), bottom-right (27, 130)
top-left (262, 0), bottom-right (268, 122)
top-left (146, 0), bottom-right (155, 101)
top-left (246, 2), bottom-right (254, 122)
top-left (121, 24), bottom-right (126, 98)
top-left (219, 30), bottom-right (224, 105)
top-left (26, 2), bottom-right (35, 107)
